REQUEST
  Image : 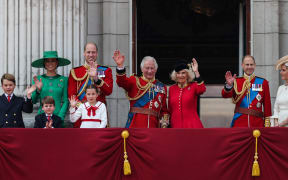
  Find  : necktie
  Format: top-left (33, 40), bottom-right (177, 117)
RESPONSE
top-left (7, 95), bottom-right (11, 102)
top-left (47, 116), bottom-right (51, 122)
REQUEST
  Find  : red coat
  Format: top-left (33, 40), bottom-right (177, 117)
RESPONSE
top-left (169, 82), bottom-right (206, 128)
top-left (222, 76), bottom-right (272, 127)
top-left (116, 72), bottom-right (169, 128)
top-left (68, 64), bottom-right (113, 104)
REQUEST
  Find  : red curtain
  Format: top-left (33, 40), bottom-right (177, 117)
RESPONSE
top-left (0, 128), bottom-right (287, 180)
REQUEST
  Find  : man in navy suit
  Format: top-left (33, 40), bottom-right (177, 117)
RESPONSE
top-left (0, 73), bottom-right (35, 128)
top-left (34, 96), bottom-right (62, 128)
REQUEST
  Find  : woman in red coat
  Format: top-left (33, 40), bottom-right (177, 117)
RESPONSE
top-left (168, 58), bottom-right (206, 128)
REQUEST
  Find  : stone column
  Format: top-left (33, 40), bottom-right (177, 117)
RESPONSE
top-left (87, 0), bottom-right (130, 127)
top-left (253, 0), bottom-right (279, 106)
top-left (0, 0), bottom-right (86, 95)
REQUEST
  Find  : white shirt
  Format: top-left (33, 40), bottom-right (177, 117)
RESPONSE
top-left (5, 93), bottom-right (13, 100)
top-left (69, 101), bottom-right (107, 128)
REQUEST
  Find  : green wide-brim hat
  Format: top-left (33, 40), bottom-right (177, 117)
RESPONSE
top-left (31, 51), bottom-right (71, 68)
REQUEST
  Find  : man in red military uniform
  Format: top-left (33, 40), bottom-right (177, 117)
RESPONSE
top-left (222, 55), bottom-right (272, 127)
top-left (113, 50), bottom-right (169, 128)
top-left (68, 42), bottom-right (113, 127)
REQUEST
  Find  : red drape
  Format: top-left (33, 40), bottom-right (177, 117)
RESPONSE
top-left (0, 128), bottom-right (287, 180)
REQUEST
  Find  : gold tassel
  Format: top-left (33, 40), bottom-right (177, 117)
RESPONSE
top-left (121, 130), bottom-right (131, 175)
top-left (252, 129), bottom-right (261, 176)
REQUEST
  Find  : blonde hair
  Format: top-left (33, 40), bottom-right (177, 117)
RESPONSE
top-left (170, 69), bottom-right (195, 83)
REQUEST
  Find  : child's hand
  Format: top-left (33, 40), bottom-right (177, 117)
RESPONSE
top-left (26, 85), bottom-right (36, 99)
top-left (45, 120), bottom-right (53, 128)
top-left (69, 95), bottom-right (79, 108)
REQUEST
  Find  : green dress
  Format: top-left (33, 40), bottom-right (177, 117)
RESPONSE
top-left (32, 74), bottom-right (69, 124)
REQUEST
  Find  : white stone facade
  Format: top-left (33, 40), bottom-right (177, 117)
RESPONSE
top-left (0, 0), bottom-right (286, 127)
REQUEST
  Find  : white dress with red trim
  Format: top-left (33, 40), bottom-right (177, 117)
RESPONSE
top-left (69, 101), bottom-right (107, 128)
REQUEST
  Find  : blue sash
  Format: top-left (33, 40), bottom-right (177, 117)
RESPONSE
top-left (78, 66), bottom-right (108, 101)
top-left (125, 81), bottom-right (164, 128)
top-left (231, 77), bottom-right (264, 127)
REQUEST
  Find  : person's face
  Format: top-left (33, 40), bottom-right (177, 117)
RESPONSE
top-left (44, 58), bottom-right (58, 71)
top-left (1, 79), bottom-right (15, 95)
top-left (86, 88), bottom-right (98, 104)
top-left (42, 104), bottom-right (55, 115)
top-left (84, 44), bottom-right (98, 65)
top-left (176, 70), bottom-right (188, 84)
top-left (280, 64), bottom-right (288, 82)
top-left (242, 57), bottom-right (256, 76)
top-left (141, 60), bottom-right (157, 80)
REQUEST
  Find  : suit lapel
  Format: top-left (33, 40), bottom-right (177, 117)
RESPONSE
top-left (0, 94), bottom-right (13, 112)
top-left (41, 113), bottom-right (48, 126)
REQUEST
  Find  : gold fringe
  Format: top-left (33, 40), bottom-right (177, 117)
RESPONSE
top-left (264, 117), bottom-right (271, 127)
top-left (252, 129), bottom-right (261, 176)
top-left (121, 130), bottom-right (131, 175)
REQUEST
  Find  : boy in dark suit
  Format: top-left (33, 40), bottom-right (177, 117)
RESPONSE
top-left (34, 96), bottom-right (62, 128)
top-left (0, 73), bottom-right (35, 128)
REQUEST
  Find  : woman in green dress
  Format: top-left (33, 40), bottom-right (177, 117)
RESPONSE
top-left (31, 51), bottom-right (71, 126)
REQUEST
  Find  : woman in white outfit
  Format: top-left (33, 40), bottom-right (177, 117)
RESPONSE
top-left (271, 55), bottom-right (288, 127)
top-left (69, 85), bottom-right (107, 128)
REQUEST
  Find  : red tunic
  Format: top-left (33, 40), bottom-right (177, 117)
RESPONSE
top-left (116, 73), bottom-right (169, 128)
top-left (169, 82), bottom-right (206, 128)
top-left (222, 76), bottom-right (272, 127)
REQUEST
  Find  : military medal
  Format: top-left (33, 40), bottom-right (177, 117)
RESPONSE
top-left (252, 84), bottom-right (263, 91)
top-left (154, 101), bottom-right (159, 108)
top-left (256, 102), bottom-right (261, 108)
top-left (256, 94), bottom-right (262, 101)
top-left (98, 70), bottom-right (105, 78)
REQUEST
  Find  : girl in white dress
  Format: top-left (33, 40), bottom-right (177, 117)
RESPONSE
top-left (69, 85), bottom-right (107, 128)
top-left (271, 55), bottom-right (288, 127)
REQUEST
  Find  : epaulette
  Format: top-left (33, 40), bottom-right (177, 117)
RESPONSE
top-left (156, 79), bottom-right (165, 85)
top-left (72, 66), bottom-right (84, 69)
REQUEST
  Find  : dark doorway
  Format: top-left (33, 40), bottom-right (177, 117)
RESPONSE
top-left (136, 0), bottom-right (242, 85)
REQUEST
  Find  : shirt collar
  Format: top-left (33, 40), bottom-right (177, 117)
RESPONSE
top-left (5, 93), bottom-right (13, 98)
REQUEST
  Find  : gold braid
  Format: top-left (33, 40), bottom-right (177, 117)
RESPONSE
top-left (125, 76), bottom-right (154, 101)
top-left (232, 79), bottom-right (250, 104)
top-left (71, 69), bottom-right (88, 81)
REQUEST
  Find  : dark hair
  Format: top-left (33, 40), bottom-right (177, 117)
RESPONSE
top-left (44, 58), bottom-right (59, 68)
top-left (242, 55), bottom-right (255, 63)
top-left (42, 96), bottom-right (55, 106)
top-left (84, 42), bottom-right (98, 52)
top-left (1, 73), bottom-right (16, 85)
top-left (85, 84), bottom-right (100, 94)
